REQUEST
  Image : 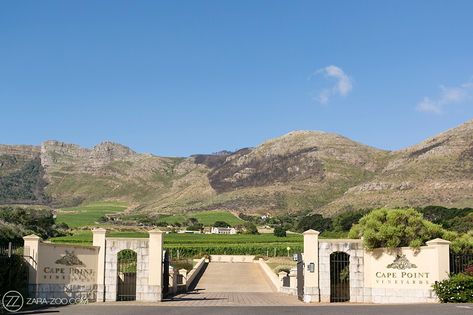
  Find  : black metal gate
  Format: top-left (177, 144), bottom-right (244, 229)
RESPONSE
top-left (117, 250), bottom-right (137, 301)
top-left (450, 252), bottom-right (473, 274)
top-left (296, 253), bottom-right (304, 301)
top-left (330, 252), bottom-right (350, 303)
top-left (162, 251), bottom-right (170, 296)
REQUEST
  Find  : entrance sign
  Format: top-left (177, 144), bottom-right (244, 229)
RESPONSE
top-left (302, 233), bottom-right (451, 304)
top-left (23, 229), bottom-right (164, 303)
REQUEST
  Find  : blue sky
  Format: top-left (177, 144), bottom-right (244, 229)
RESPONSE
top-left (1, 1), bottom-right (473, 156)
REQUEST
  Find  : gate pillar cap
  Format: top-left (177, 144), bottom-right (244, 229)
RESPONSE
top-left (303, 229), bottom-right (320, 235)
top-left (149, 229), bottom-right (164, 235)
top-left (426, 238), bottom-right (451, 246)
top-left (23, 234), bottom-right (41, 241)
top-left (92, 228), bottom-right (106, 234)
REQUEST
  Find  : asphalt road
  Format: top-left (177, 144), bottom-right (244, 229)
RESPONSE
top-left (17, 303), bottom-right (473, 315)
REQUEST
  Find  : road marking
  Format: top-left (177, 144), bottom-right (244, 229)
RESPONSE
top-left (456, 306), bottom-right (472, 309)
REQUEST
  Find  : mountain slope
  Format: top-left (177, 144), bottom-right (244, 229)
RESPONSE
top-left (1, 121), bottom-right (473, 216)
top-left (319, 120), bottom-right (473, 214)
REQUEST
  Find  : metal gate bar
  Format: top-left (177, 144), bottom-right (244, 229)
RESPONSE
top-left (296, 253), bottom-right (304, 301)
top-left (117, 250), bottom-right (137, 301)
top-left (330, 252), bottom-right (350, 303)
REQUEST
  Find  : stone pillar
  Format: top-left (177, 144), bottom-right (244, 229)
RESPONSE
top-left (289, 268), bottom-right (298, 290)
top-left (278, 271), bottom-right (288, 288)
top-left (92, 228), bottom-right (107, 302)
top-left (23, 234), bottom-right (41, 297)
top-left (147, 229), bottom-right (164, 302)
top-left (179, 269), bottom-right (188, 285)
top-left (426, 238), bottom-right (451, 282)
top-left (303, 229), bottom-right (320, 303)
top-left (169, 267), bottom-right (177, 294)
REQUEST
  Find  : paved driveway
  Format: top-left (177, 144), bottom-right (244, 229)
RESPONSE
top-left (163, 262), bottom-right (301, 306)
top-left (192, 262), bottom-right (275, 292)
top-left (28, 303), bottom-right (473, 315)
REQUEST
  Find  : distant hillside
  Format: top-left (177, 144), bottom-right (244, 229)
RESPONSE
top-left (1, 120), bottom-right (473, 216)
top-left (319, 120), bottom-right (473, 214)
top-left (0, 145), bottom-right (48, 204)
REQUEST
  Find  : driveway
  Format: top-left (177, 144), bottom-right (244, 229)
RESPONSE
top-left (23, 303), bottom-right (473, 315)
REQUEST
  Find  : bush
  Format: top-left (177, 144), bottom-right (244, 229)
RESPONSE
top-left (348, 208), bottom-right (455, 250)
top-left (332, 209), bottom-right (368, 232)
top-left (243, 222), bottom-right (259, 235)
top-left (0, 206), bottom-right (66, 244)
top-left (451, 231), bottom-right (473, 254)
top-left (433, 273), bottom-right (473, 303)
top-left (273, 226), bottom-right (287, 237)
top-left (214, 221), bottom-right (230, 228)
top-left (296, 214), bottom-right (332, 233)
top-left (0, 255), bottom-right (29, 298)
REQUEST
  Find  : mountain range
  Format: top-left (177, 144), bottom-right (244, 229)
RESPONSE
top-left (1, 120), bottom-right (473, 216)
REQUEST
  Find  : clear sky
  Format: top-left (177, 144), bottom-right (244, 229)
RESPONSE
top-left (1, 1), bottom-right (473, 156)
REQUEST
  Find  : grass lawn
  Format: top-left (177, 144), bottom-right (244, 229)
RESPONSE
top-left (55, 201), bottom-right (128, 228)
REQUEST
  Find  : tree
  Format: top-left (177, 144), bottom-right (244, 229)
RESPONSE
top-left (332, 210), bottom-right (367, 232)
top-left (273, 226), bottom-right (287, 237)
top-left (243, 222), bottom-right (259, 235)
top-left (348, 208), bottom-right (455, 250)
top-left (296, 214), bottom-right (332, 233)
top-left (214, 221), bottom-right (230, 228)
top-left (187, 223), bottom-right (203, 231)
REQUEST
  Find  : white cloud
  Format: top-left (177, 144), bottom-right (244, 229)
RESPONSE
top-left (416, 80), bottom-right (473, 114)
top-left (417, 97), bottom-right (442, 114)
top-left (311, 65), bottom-right (353, 104)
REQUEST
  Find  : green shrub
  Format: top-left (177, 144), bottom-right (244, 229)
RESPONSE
top-left (243, 222), bottom-right (259, 235)
top-left (0, 255), bottom-right (29, 298)
top-left (433, 273), bottom-right (473, 303)
top-left (273, 226), bottom-right (287, 237)
top-left (348, 208), bottom-right (454, 250)
top-left (213, 221), bottom-right (230, 228)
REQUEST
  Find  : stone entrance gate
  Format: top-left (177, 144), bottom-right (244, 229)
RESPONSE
top-left (23, 229), bottom-right (165, 303)
top-left (302, 229), bottom-right (450, 304)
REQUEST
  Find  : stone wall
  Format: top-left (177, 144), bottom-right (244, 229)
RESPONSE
top-left (318, 240), bottom-right (365, 303)
top-left (103, 237), bottom-right (161, 302)
top-left (302, 230), bottom-right (451, 304)
top-left (23, 235), bottom-right (99, 301)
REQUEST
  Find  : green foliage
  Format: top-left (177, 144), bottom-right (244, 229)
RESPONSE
top-left (117, 249), bottom-right (137, 273)
top-left (0, 206), bottom-right (68, 243)
top-left (187, 223), bottom-right (203, 231)
top-left (0, 255), bottom-right (29, 299)
top-left (419, 206), bottom-right (473, 233)
top-left (296, 214), bottom-right (332, 233)
top-left (451, 231), bottom-right (473, 254)
top-left (273, 226), bottom-right (287, 237)
top-left (51, 231), bottom-right (303, 258)
top-left (56, 201), bottom-right (128, 227)
top-left (433, 273), bottom-right (473, 303)
top-left (213, 221), bottom-right (230, 228)
top-left (0, 158), bottom-right (48, 204)
top-left (332, 210), bottom-right (368, 232)
top-left (348, 208), bottom-right (452, 250)
top-left (243, 222), bottom-right (259, 234)
top-left (171, 259), bottom-right (194, 272)
top-left (192, 211), bottom-right (243, 226)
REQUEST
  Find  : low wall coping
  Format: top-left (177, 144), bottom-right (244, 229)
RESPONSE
top-left (426, 238), bottom-right (451, 246)
top-left (105, 237), bottom-right (149, 241)
top-left (319, 238), bottom-right (362, 243)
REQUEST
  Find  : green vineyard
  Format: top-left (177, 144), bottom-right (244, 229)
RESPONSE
top-left (50, 231), bottom-right (303, 258)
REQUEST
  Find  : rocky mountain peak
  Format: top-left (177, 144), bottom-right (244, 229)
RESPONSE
top-left (91, 141), bottom-right (136, 159)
